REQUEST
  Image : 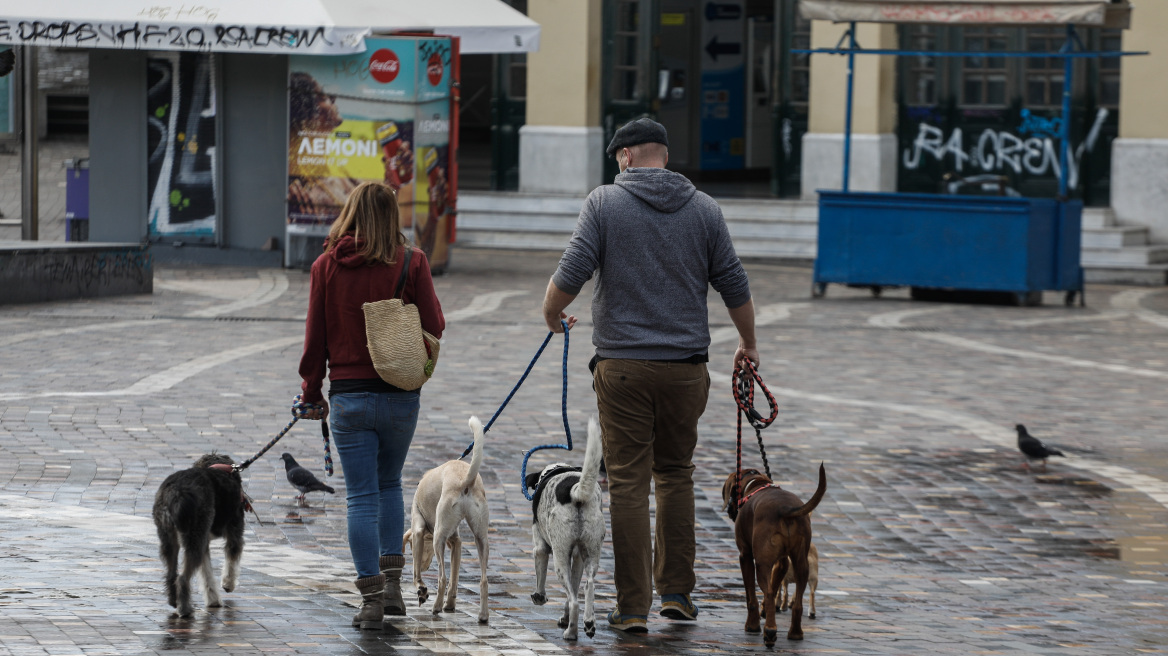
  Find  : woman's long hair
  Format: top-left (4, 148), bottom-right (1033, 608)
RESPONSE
top-left (325, 181), bottom-right (406, 265)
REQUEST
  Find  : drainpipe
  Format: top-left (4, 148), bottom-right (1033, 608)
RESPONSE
top-left (20, 45), bottom-right (38, 241)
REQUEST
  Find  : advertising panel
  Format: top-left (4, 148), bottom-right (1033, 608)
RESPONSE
top-left (288, 36), bottom-right (453, 265)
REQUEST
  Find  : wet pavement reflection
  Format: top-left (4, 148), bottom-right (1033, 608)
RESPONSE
top-left (1, 251), bottom-right (1167, 654)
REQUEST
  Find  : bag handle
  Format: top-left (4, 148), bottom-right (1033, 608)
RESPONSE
top-left (393, 246), bottom-right (413, 300)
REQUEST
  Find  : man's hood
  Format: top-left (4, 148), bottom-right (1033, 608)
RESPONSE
top-left (327, 234), bottom-right (368, 268)
top-left (614, 167), bottom-right (697, 213)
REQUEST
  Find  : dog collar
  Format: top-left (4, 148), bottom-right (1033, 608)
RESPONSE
top-left (738, 482), bottom-right (782, 507)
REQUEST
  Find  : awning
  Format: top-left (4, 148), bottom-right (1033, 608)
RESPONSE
top-left (0, 0), bottom-right (540, 55)
top-left (799, 0), bottom-right (1131, 27)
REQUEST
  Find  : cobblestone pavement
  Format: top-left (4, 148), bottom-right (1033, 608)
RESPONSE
top-left (1, 248), bottom-right (1167, 655)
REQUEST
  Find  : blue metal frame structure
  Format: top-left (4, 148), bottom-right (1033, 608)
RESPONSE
top-left (796, 23), bottom-right (1146, 198)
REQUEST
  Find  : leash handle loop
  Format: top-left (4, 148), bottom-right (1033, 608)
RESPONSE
top-left (235, 396), bottom-right (332, 475)
top-left (730, 359), bottom-right (779, 519)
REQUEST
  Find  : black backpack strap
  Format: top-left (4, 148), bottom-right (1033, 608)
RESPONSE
top-left (393, 246), bottom-right (413, 300)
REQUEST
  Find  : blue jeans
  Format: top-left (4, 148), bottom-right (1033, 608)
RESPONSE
top-left (330, 392), bottom-right (419, 578)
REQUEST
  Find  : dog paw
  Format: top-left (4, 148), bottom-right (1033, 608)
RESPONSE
top-left (584, 621), bottom-right (595, 638)
top-left (808, 612), bottom-right (816, 619)
top-left (221, 579), bottom-right (236, 593)
top-left (562, 629), bottom-right (578, 641)
top-left (786, 630), bottom-right (804, 641)
top-left (530, 592), bottom-right (547, 605)
top-left (417, 587), bottom-right (429, 605)
top-left (557, 615), bottom-right (570, 629)
top-left (443, 604), bottom-right (456, 613)
top-left (477, 613), bottom-right (489, 624)
top-left (763, 628), bottom-right (778, 647)
top-left (745, 622), bottom-right (761, 634)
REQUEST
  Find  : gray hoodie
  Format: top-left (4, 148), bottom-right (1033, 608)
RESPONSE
top-left (552, 167), bottom-right (751, 360)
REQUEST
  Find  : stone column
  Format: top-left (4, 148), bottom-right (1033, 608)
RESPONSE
top-left (1111, 4), bottom-right (1168, 242)
top-left (801, 21), bottom-right (898, 199)
top-left (519, 0), bottom-right (603, 195)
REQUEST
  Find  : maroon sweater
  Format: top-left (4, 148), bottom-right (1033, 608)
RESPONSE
top-left (299, 235), bottom-right (445, 403)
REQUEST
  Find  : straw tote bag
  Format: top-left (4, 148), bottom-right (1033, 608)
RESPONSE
top-left (362, 247), bottom-right (441, 390)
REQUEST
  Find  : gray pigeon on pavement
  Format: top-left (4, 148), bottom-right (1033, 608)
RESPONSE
top-left (1016, 424), bottom-right (1065, 471)
top-left (281, 452), bottom-right (335, 505)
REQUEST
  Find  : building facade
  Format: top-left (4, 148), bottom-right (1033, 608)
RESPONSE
top-left (510, 0), bottom-right (1166, 242)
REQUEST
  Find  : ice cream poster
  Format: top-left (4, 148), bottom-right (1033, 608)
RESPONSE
top-left (287, 36), bottom-right (453, 253)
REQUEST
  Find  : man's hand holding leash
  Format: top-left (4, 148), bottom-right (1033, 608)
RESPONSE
top-left (729, 297), bottom-right (759, 370)
top-left (543, 278), bottom-right (578, 333)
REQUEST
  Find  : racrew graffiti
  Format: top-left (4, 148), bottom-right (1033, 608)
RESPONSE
top-left (902, 108), bottom-right (1109, 192)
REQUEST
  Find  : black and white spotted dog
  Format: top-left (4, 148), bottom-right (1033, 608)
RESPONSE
top-left (524, 417), bottom-right (605, 640)
top-left (152, 453), bottom-right (246, 618)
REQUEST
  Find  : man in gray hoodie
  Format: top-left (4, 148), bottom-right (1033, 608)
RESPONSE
top-left (542, 118), bottom-right (758, 633)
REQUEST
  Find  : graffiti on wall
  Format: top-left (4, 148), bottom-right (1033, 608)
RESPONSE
top-left (146, 52), bottom-right (217, 240)
top-left (0, 20), bottom-right (363, 54)
top-left (902, 107), bottom-right (1109, 191)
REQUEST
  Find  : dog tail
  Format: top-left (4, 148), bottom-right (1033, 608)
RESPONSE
top-left (462, 416), bottom-right (485, 491)
top-left (783, 463), bottom-right (827, 518)
top-left (571, 416), bottom-right (603, 505)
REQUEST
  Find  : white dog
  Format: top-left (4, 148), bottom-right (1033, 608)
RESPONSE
top-left (779, 542), bottom-right (819, 619)
top-left (407, 416), bottom-right (490, 622)
top-left (524, 417), bottom-right (605, 640)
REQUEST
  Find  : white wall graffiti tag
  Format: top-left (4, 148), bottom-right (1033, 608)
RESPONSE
top-left (902, 108), bottom-right (1109, 190)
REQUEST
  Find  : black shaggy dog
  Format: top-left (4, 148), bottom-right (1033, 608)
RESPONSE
top-left (152, 453), bottom-right (246, 617)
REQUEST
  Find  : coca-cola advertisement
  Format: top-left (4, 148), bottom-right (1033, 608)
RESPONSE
top-left (288, 36), bottom-right (453, 268)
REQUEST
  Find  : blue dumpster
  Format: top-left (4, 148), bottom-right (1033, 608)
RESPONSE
top-left (65, 158), bottom-right (90, 242)
top-left (812, 191), bottom-right (1083, 304)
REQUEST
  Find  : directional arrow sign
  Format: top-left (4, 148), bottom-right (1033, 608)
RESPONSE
top-left (705, 36), bottom-right (741, 61)
top-left (705, 2), bottom-right (742, 21)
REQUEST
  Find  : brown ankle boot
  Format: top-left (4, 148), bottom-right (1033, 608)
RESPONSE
top-left (380, 554), bottom-right (406, 616)
top-left (352, 574), bottom-right (385, 630)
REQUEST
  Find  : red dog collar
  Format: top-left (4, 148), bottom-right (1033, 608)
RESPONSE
top-left (738, 481), bottom-right (782, 507)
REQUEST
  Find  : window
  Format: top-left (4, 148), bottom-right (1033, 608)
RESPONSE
top-left (788, 11), bottom-right (811, 109)
top-left (904, 25), bottom-right (938, 106)
top-left (1024, 27), bottom-right (1064, 108)
top-left (1097, 28), bottom-right (1121, 108)
top-left (611, 0), bottom-right (642, 102)
top-left (960, 27), bottom-right (1009, 107)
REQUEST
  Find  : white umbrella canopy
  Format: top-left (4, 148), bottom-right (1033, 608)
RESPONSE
top-left (799, 0), bottom-right (1131, 27)
top-left (0, 0), bottom-right (539, 55)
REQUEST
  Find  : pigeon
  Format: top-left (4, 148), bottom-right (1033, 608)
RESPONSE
top-left (1016, 424), bottom-right (1065, 471)
top-left (280, 452), bottom-right (335, 506)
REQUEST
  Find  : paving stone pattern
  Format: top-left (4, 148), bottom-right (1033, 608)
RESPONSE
top-left (1, 249), bottom-right (1166, 655)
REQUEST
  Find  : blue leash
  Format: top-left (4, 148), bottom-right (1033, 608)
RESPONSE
top-left (460, 321), bottom-right (573, 501)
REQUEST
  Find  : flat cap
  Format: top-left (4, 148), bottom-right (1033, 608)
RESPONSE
top-left (605, 118), bottom-right (669, 157)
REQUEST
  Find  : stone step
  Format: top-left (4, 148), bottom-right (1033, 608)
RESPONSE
top-left (1081, 225), bottom-right (1151, 249)
top-left (717, 198), bottom-right (819, 222)
top-left (1084, 265), bottom-right (1168, 286)
top-left (454, 230), bottom-right (572, 251)
top-left (456, 193), bottom-right (1166, 284)
top-left (727, 218), bottom-right (817, 242)
top-left (1081, 206), bottom-right (1118, 229)
top-left (1082, 244), bottom-right (1168, 267)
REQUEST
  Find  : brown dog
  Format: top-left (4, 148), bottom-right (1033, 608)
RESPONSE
top-left (721, 465), bottom-right (826, 646)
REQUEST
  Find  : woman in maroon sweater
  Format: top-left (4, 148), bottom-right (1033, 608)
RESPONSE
top-left (298, 181), bottom-right (444, 630)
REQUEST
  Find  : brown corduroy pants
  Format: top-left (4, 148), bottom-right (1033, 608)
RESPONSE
top-left (594, 358), bottom-right (710, 616)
